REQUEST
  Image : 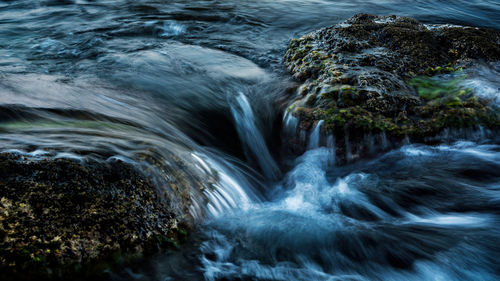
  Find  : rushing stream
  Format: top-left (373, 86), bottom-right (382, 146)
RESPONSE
top-left (1, 1), bottom-right (500, 280)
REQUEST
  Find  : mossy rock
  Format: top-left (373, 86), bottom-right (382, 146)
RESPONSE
top-left (0, 154), bottom-right (188, 280)
top-left (283, 14), bottom-right (500, 161)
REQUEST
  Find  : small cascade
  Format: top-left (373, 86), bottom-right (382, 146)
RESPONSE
top-left (189, 151), bottom-right (260, 218)
top-left (326, 134), bottom-right (336, 166)
top-left (307, 120), bottom-right (324, 150)
top-left (380, 132), bottom-right (389, 149)
top-left (229, 92), bottom-right (281, 180)
top-left (427, 126), bottom-right (496, 144)
top-left (188, 140), bottom-right (500, 281)
top-left (283, 109), bottom-right (299, 135)
top-left (460, 63), bottom-right (500, 105)
top-left (403, 135), bottom-right (411, 145)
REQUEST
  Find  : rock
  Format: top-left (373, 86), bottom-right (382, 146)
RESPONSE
top-left (0, 153), bottom-right (188, 279)
top-left (283, 14), bottom-right (500, 162)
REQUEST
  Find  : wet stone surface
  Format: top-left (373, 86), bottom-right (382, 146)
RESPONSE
top-left (283, 14), bottom-right (500, 162)
top-left (0, 153), bottom-right (187, 279)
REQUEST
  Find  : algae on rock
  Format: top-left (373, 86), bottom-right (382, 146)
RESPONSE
top-left (0, 153), bottom-right (188, 279)
top-left (283, 14), bottom-right (500, 161)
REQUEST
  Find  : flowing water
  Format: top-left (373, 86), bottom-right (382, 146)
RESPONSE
top-left (1, 1), bottom-right (500, 280)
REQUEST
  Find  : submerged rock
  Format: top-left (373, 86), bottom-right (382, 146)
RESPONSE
top-left (283, 14), bottom-right (500, 162)
top-left (0, 153), bottom-right (188, 279)
top-left (0, 104), bottom-right (250, 279)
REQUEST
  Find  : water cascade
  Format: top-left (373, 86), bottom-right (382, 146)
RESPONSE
top-left (229, 91), bottom-right (281, 180)
top-left (0, 1), bottom-right (499, 280)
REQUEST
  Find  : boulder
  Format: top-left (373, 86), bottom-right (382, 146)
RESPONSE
top-left (0, 153), bottom-right (188, 279)
top-left (283, 14), bottom-right (500, 162)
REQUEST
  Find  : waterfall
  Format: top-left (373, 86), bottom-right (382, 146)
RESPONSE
top-left (326, 134), bottom-right (336, 166)
top-left (307, 120), bottom-right (324, 149)
top-left (189, 151), bottom-right (260, 218)
top-left (229, 92), bottom-right (281, 180)
top-left (283, 108), bottom-right (299, 135)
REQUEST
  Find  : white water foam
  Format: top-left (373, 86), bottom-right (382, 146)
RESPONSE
top-left (189, 151), bottom-right (260, 219)
top-left (461, 63), bottom-right (500, 105)
top-left (405, 213), bottom-right (491, 227)
top-left (160, 21), bottom-right (186, 37)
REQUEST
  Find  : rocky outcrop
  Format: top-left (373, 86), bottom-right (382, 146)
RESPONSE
top-left (283, 14), bottom-right (500, 162)
top-left (0, 153), bottom-right (188, 279)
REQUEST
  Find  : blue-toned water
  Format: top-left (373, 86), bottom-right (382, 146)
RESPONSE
top-left (1, 1), bottom-right (499, 280)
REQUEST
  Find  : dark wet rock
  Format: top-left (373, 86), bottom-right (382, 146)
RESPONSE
top-left (0, 153), bottom-right (188, 279)
top-left (283, 14), bottom-right (500, 162)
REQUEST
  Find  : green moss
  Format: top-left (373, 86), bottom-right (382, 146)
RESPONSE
top-left (0, 155), bottom-right (187, 279)
top-left (20, 248), bottom-right (31, 257)
top-left (290, 49), bottom-right (307, 61)
top-left (320, 88), bottom-right (339, 100)
top-left (284, 14), bottom-right (500, 152)
top-left (319, 85), bottom-right (359, 104)
top-left (176, 228), bottom-right (188, 238)
top-left (339, 86), bottom-right (360, 105)
top-left (323, 106), bottom-right (381, 133)
top-left (423, 65), bottom-right (462, 76)
top-left (408, 74), bottom-right (472, 106)
top-left (155, 235), bottom-right (180, 249)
